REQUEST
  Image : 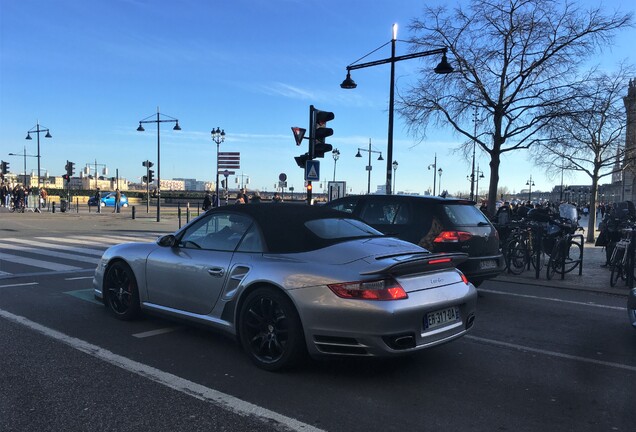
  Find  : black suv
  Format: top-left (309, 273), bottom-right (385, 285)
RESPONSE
top-left (325, 195), bottom-right (504, 286)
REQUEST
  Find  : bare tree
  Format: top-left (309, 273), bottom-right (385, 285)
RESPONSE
top-left (532, 65), bottom-right (635, 242)
top-left (398, 0), bottom-right (632, 216)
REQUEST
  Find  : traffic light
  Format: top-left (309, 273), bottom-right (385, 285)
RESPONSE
top-left (312, 107), bottom-right (334, 158)
top-left (221, 179), bottom-right (227, 189)
top-left (294, 153), bottom-right (310, 169)
top-left (147, 170), bottom-right (154, 183)
top-left (1, 160), bottom-right (9, 174)
top-left (65, 161), bottom-right (75, 177)
top-left (306, 183), bottom-right (313, 192)
top-left (62, 174), bottom-right (70, 183)
top-left (142, 175), bottom-right (148, 183)
top-left (142, 160), bottom-right (154, 168)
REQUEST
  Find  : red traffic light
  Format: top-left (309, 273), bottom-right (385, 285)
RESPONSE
top-left (291, 127), bottom-right (306, 146)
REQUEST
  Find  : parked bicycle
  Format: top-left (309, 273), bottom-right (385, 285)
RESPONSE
top-left (544, 205), bottom-right (584, 280)
top-left (609, 227), bottom-right (635, 287)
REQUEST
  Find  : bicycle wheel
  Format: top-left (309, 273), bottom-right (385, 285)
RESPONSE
top-left (546, 242), bottom-right (561, 280)
top-left (610, 262), bottom-right (624, 287)
top-left (505, 238), bottom-right (527, 275)
top-left (562, 239), bottom-right (583, 274)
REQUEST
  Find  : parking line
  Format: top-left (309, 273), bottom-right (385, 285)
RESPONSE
top-left (0, 308), bottom-right (325, 432)
top-left (466, 335), bottom-right (636, 373)
top-left (478, 288), bottom-right (626, 311)
top-left (0, 282), bottom-right (39, 288)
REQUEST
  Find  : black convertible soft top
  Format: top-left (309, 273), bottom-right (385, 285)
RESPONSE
top-left (208, 203), bottom-right (366, 253)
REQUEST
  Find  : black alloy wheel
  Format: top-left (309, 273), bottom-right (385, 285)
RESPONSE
top-left (239, 287), bottom-right (306, 371)
top-left (104, 261), bottom-right (140, 320)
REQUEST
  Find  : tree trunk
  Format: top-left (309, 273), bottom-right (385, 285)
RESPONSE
top-left (586, 175), bottom-right (600, 243)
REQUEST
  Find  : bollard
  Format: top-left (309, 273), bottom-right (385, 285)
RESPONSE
top-left (52, 202), bottom-right (56, 213)
top-left (178, 203), bottom-right (182, 229)
top-left (197, 203), bottom-right (200, 216)
top-left (186, 202), bottom-right (190, 224)
top-left (76, 197), bottom-right (79, 213)
top-left (132, 205), bottom-right (136, 220)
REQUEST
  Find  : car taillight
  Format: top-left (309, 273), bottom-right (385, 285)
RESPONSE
top-left (328, 278), bottom-right (408, 300)
top-left (460, 272), bottom-right (469, 284)
top-left (433, 231), bottom-right (473, 243)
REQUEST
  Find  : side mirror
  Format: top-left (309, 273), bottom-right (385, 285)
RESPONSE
top-left (157, 234), bottom-right (177, 247)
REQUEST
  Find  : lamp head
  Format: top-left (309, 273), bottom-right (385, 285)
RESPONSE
top-left (378, 154), bottom-right (384, 161)
top-left (355, 150), bottom-right (362, 158)
top-left (137, 123), bottom-right (145, 132)
top-left (340, 71), bottom-right (357, 89)
top-left (173, 122), bottom-right (181, 131)
top-left (434, 52), bottom-right (454, 74)
top-left (25, 133), bottom-right (32, 140)
top-left (45, 131), bottom-right (52, 138)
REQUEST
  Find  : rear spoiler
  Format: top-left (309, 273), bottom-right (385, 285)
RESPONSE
top-left (360, 252), bottom-right (468, 276)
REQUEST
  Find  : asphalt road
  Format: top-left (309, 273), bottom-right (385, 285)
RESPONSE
top-left (0, 212), bottom-right (634, 431)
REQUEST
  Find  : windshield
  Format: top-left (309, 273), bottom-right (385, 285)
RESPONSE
top-left (305, 218), bottom-right (383, 240)
top-left (559, 203), bottom-right (578, 223)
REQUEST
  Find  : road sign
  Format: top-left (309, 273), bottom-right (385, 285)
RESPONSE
top-left (279, 173), bottom-right (287, 182)
top-left (291, 127), bottom-right (306, 146)
top-left (218, 152), bottom-right (240, 169)
top-left (305, 160), bottom-right (320, 181)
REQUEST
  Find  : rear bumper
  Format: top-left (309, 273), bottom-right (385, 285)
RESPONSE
top-left (458, 253), bottom-right (505, 282)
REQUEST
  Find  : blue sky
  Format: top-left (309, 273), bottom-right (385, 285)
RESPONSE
top-left (1, 0), bottom-right (635, 197)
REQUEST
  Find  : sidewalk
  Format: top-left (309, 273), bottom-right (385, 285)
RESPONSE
top-left (495, 216), bottom-right (630, 297)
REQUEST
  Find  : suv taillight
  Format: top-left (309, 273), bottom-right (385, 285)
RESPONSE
top-left (433, 231), bottom-right (473, 243)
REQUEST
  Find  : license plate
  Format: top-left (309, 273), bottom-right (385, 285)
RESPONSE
top-left (425, 307), bottom-right (460, 330)
top-left (480, 259), bottom-right (497, 270)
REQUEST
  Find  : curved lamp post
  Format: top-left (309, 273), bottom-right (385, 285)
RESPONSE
top-left (438, 167), bottom-right (443, 195)
top-left (356, 138), bottom-right (383, 194)
top-left (25, 121), bottom-right (52, 188)
top-left (428, 153), bottom-right (438, 196)
top-left (137, 107), bottom-right (181, 222)
top-left (211, 127), bottom-right (226, 203)
top-left (392, 160), bottom-right (398, 193)
top-left (341, 23), bottom-right (453, 195)
top-left (526, 175), bottom-right (535, 202)
top-left (332, 148), bottom-right (340, 181)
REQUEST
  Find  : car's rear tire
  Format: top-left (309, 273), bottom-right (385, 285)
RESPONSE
top-left (104, 261), bottom-right (140, 321)
top-left (239, 287), bottom-right (306, 371)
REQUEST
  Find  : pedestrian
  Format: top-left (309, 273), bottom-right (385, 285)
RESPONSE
top-left (240, 188), bottom-right (250, 204)
top-left (202, 191), bottom-right (212, 211)
top-left (114, 188), bottom-right (121, 213)
top-left (235, 192), bottom-right (246, 204)
top-left (0, 182), bottom-right (7, 207)
top-left (272, 192), bottom-right (282, 203)
top-left (250, 191), bottom-right (262, 203)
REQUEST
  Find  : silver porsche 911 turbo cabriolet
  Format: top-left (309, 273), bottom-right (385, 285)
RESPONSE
top-left (94, 203), bottom-right (477, 371)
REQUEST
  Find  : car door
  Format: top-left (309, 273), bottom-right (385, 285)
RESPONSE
top-left (145, 212), bottom-right (251, 315)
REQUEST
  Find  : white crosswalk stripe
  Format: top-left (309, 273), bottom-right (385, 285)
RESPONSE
top-left (0, 233), bottom-right (163, 276)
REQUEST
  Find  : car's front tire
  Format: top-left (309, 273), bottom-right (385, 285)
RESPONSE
top-left (239, 287), bottom-right (306, 371)
top-left (104, 261), bottom-right (140, 321)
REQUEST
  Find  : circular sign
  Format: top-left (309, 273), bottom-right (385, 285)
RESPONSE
top-left (279, 173), bottom-right (287, 182)
top-left (223, 170), bottom-right (230, 177)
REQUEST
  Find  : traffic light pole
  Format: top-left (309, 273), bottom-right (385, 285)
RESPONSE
top-left (307, 106), bottom-right (314, 205)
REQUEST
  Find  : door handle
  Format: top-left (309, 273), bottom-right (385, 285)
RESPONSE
top-left (208, 268), bottom-right (225, 277)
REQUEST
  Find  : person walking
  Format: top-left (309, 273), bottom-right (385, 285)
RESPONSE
top-left (114, 188), bottom-right (121, 213)
top-left (250, 191), bottom-right (262, 203)
top-left (202, 191), bottom-right (212, 211)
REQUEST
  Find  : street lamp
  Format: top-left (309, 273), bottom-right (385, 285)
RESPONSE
top-left (469, 108), bottom-right (478, 201)
top-left (438, 167), bottom-right (443, 195)
top-left (526, 175), bottom-right (535, 202)
top-left (355, 138), bottom-right (384, 194)
top-left (211, 127), bottom-right (226, 204)
top-left (428, 153), bottom-right (438, 196)
top-left (474, 165), bottom-right (485, 201)
top-left (25, 121), bottom-right (52, 188)
top-left (341, 23), bottom-right (453, 195)
top-left (392, 160), bottom-right (398, 193)
top-left (8, 146), bottom-right (37, 185)
top-left (332, 148), bottom-right (340, 181)
top-left (137, 107), bottom-right (181, 222)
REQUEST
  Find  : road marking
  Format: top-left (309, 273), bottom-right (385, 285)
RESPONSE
top-left (466, 335), bottom-right (636, 373)
top-left (2, 237), bottom-right (106, 256)
top-left (479, 288), bottom-right (626, 311)
top-left (0, 252), bottom-right (82, 272)
top-left (0, 243), bottom-right (100, 264)
top-left (133, 327), bottom-right (182, 338)
top-left (0, 308), bottom-right (325, 432)
top-left (65, 276), bottom-right (94, 281)
top-left (0, 282), bottom-right (38, 288)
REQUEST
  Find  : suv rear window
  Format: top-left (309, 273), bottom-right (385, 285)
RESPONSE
top-left (443, 204), bottom-right (490, 226)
